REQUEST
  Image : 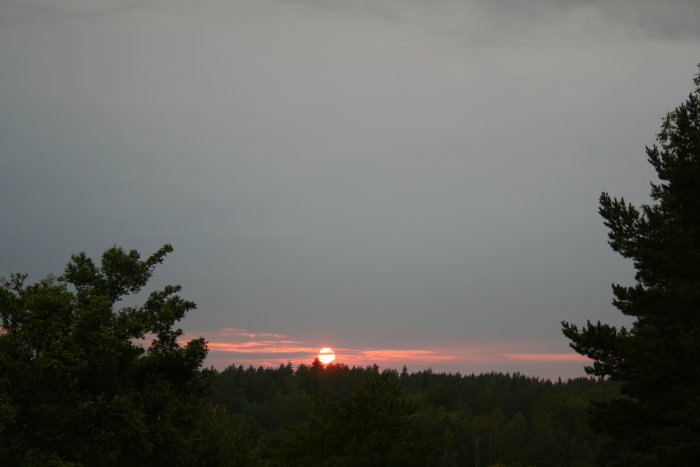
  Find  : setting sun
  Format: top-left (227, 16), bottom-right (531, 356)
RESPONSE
top-left (318, 347), bottom-right (336, 365)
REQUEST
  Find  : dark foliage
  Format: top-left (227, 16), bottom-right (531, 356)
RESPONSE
top-left (562, 65), bottom-right (700, 465)
top-left (0, 246), bottom-right (222, 466)
top-left (208, 361), bottom-right (619, 466)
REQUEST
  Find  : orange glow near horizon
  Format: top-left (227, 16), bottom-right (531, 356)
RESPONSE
top-left (175, 327), bottom-right (593, 379)
top-left (318, 347), bottom-right (336, 364)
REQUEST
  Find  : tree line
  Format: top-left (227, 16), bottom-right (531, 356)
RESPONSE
top-left (205, 360), bottom-right (618, 466)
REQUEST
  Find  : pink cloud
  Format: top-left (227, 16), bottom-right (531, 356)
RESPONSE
top-left (205, 341), bottom-right (318, 354)
top-left (338, 348), bottom-right (462, 364)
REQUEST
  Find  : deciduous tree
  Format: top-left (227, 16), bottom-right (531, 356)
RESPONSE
top-left (0, 245), bottom-right (211, 466)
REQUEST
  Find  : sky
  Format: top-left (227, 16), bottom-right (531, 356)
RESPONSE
top-left (1, 0), bottom-right (699, 379)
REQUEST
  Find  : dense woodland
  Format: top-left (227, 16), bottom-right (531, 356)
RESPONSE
top-left (204, 360), bottom-right (619, 466)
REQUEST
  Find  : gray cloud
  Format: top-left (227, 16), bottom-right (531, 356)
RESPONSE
top-left (3, 1), bottom-right (699, 41)
top-left (0, 0), bottom-right (146, 28)
top-left (273, 0), bottom-right (700, 41)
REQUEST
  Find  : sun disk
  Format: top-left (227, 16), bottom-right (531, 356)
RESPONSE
top-left (318, 347), bottom-right (336, 364)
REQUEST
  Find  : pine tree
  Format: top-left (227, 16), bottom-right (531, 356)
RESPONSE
top-left (562, 65), bottom-right (700, 465)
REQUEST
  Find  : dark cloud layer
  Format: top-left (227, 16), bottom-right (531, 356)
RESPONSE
top-left (3, 1), bottom-right (700, 40)
top-left (278, 0), bottom-right (700, 40)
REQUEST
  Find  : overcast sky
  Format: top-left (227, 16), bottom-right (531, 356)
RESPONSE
top-left (1, 0), bottom-right (699, 378)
